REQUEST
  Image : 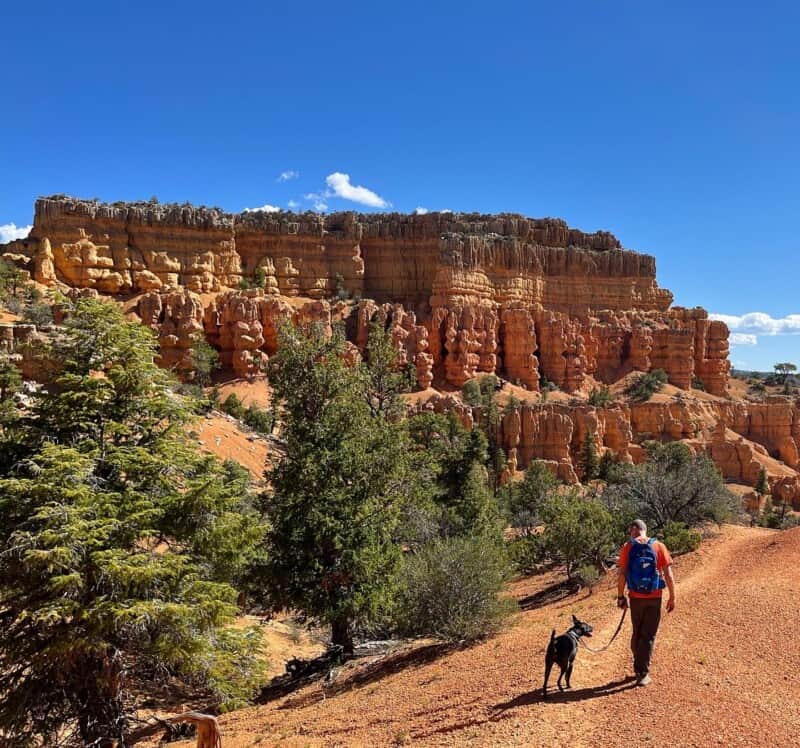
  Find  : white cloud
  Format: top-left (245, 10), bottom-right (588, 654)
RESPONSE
top-left (287, 200), bottom-right (300, 209)
top-left (243, 204), bottom-right (281, 213)
top-left (730, 333), bottom-right (758, 346)
top-left (439, 209), bottom-right (453, 214)
top-left (0, 223), bottom-right (32, 243)
top-left (324, 172), bottom-right (389, 208)
top-left (313, 201), bottom-right (328, 212)
top-left (277, 170), bottom-right (299, 182)
top-left (710, 311), bottom-right (800, 336)
top-left (415, 207), bottom-right (429, 215)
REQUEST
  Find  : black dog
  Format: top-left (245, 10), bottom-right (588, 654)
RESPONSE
top-left (542, 614), bottom-right (593, 696)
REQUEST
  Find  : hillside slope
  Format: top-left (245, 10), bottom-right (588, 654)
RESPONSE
top-left (142, 525), bottom-right (800, 747)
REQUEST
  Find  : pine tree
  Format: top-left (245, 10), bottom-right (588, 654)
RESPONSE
top-left (756, 467), bottom-right (769, 496)
top-left (0, 297), bottom-right (266, 746)
top-left (505, 460), bottom-right (558, 529)
top-left (581, 430), bottom-right (600, 481)
top-left (192, 335), bottom-right (220, 386)
top-left (263, 322), bottom-right (412, 653)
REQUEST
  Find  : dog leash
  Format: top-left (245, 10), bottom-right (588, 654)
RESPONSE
top-left (578, 607), bottom-right (627, 654)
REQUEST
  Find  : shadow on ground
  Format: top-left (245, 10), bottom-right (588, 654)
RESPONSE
top-left (517, 579), bottom-right (583, 611)
top-left (492, 676), bottom-right (638, 715)
top-left (278, 642), bottom-right (457, 710)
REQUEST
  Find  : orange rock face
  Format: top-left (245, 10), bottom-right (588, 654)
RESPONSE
top-left (8, 195), bottom-right (730, 395)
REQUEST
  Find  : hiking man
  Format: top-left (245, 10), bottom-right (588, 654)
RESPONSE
top-left (616, 519), bottom-right (675, 686)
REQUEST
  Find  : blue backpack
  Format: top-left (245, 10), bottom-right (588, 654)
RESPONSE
top-left (626, 538), bottom-right (665, 594)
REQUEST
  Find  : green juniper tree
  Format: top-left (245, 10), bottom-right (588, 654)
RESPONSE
top-left (262, 322), bottom-right (413, 652)
top-left (191, 335), bottom-right (220, 386)
top-left (503, 460), bottom-right (558, 530)
top-left (580, 430), bottom-right (600, 481)
top-left (0, 297), bottom-right (266, 747)
top-left (541, 491), bottom-right (616, 580)
top-left (462, 374), bottom-right (505, 493)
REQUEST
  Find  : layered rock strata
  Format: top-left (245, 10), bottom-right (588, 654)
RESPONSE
top-left (4, 195), bottom-right (729, 394)
top-left (414, 390), bottom-right (800, 506)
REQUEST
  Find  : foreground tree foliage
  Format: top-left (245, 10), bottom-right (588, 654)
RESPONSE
top-left (0, 298), bottom-right (266, 747)
top-left (263, 322), bottom-right (413, 653)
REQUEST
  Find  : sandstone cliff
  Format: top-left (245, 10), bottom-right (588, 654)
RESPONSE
top-left (15, 195), bottom-right (799, 501)
top-left (2, 195), bottom-right (728, 395)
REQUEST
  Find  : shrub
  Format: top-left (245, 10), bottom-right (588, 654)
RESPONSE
top-left (541, 491), bottom-right (616, 580)
top-left (221, 392), bottom-right (246, 420)
top-left (588, 385), bottom-right (614, 407)
top-left (580, 430), bottom-right (600, 481)
top-left (243, 404), bottom-right (274, 435)
top-left (508, 532), bottom-right (547, 574)
top-left (692, 377), bottom-right (706, 391)
top-left (503, 460), bottom-right (557, 528)
top-left (21, 300), bottom-right (54, 327)
top-left (394, 534), bottom-right (514, 642)
top-left (602, 442), bottom-right (737, 532)
top-left (575, 563), bottom-right (602, 590)
top-left (660, 521), bottom-right (702, 554)
top-left (625, 369), bottom-right (668, 401)
top-left (191, 337), bottom-right (220, 386)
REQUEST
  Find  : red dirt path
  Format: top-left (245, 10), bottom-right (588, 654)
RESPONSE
top-left (141, 525), bottom-right (800, 747)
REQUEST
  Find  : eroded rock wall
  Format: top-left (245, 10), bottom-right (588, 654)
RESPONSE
top-left (3, 195), bottom-right (729, 396)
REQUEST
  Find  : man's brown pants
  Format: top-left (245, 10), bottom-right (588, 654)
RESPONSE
top-left (629, 596), bottom-right (662, 677)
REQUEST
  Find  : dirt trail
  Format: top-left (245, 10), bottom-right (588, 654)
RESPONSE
top-left (145, 525), bottom-right (800, 747)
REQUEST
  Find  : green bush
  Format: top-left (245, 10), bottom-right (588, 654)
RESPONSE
top-left (508, 532), bottom-right (547, 574)
top-left (394, 534), bottom-right (514, 642)
top-left (602, 442), bottom-right (737, 532)
top-left (625, 368), bottom-right (668, 401)
top-left (660, 521), bottom-right (702, 555)
top-left (503, 460), bottom-right (557, 528)
top-left (21, 300), bottom-right (54, 327)
top-left (588, 385), bottom-right (614, 407)
top-left (221, 392), bottom-right (246, 420)
top-left (243, 405), bottom-right (274, 435)
top-left (575, 563), bottom-right (602, 589)
top-left (541, 491), bottom-right (616, 580)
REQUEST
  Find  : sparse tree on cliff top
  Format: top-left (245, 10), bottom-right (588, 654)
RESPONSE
top-left (0, 298), bottom-right (266, 747)
top-left (263, 322), bottom-right (413, 653)
top-left (773, 362), bottom-right (797, 382)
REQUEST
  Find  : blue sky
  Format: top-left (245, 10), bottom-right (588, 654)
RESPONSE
top-left (1, 0), bottom-right (797, 370)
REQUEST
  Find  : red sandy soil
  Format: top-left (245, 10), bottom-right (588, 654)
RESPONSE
top-left (189, 412), bottom-right (271, 482)
top-left (139, 524), bottom-right (800, 747)
top-left (216, 377), bottom-right (272, 409)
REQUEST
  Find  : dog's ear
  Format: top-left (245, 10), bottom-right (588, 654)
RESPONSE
top-left (572, 614), bottom-right (579, 625)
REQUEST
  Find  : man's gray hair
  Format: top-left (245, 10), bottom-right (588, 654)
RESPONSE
top-left (631, 519), bottom-right (647, 533)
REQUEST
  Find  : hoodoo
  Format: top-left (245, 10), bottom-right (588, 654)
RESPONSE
top-left (2, 194), bottom-right (798, 506)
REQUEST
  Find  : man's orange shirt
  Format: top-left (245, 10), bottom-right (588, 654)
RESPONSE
top-left (617, 538), bottom-right (673, 599)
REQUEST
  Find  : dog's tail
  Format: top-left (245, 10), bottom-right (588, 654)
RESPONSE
top-left (548, 629), bottom-right (555, 649)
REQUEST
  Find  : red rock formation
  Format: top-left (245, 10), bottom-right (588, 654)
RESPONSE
top-left (5, 195), bottom-right (730, 394)
top-left (138, 290), bottom-right (205, 373)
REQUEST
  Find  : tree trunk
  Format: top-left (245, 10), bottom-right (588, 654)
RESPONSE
top-left (74, 652), bottom-right (126, 747)
top-left (331, 615), bottom-right (354, 655)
